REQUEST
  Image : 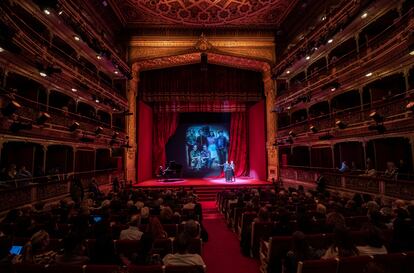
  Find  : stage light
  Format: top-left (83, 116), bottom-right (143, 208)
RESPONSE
top-left (71, 88), bottom-right (77, 92)
top-left (58, 10), bottom-right (63, 15)
top-left (328, 39), bottom-right (333, 44)
top-left (73, 35), bottom-right (80, 41)
top-left (336, 120), bottom-right (347, 129)
top-left (366, 72), bottom-right (373, 77)
top-left (361, 12), bottom-right (368, 19)
top-left (95, 99), bottom-right (100, 103)
top-left (406, 102), bottom-right (414, 112)
top-left (309, 125), bottom-right (318, 133)
top-left (9, 121), bottom-right (32, 132)
top-left (305, 56), bottom-right (310, 60)
top-left (36, 112), bottom-right (50, 125)
top-left (39, 70), bottom-right (47, 77)
top-left (410, 50), bottom-right (414, 56)
top-left (369, 111), bottom-right (383, 123)
top-left (96, 54), bottom-right (102, 60)
top-left (69, 121), bottom-right (80, 132)
top-left (288, 130), bottom-right (296, 137)
top-left (114, 70), bottom-right (119, 75)
top-left (43, 8), bottom-right (51, 15)
top-left (286, 70), bottom-right (291, 74)
top-left (0, 47), bottom-right (4, 52)
top-left (321, 15), bottom-right (327, 21)
top-left (1, 100), bottom-right (21, 116)
top-left (112, 131), bottom-right (119, 139)
top-left (95, 126), bottom-right (103, 135)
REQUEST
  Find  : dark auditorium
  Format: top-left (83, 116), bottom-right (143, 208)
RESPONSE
top-left (1, 0), bottom-right (414, 273)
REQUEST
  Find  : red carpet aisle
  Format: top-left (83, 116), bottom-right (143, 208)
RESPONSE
top-left (201, 201), bottom-right (260, 273)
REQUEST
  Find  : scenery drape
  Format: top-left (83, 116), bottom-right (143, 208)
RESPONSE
top-left (228, 112), bottom-right (249, 176)
top-left (153, 112), bottom-right (179, 175)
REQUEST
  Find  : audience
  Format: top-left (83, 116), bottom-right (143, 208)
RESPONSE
top-left (55, 233), bottom-right (89, 265)
top-left (285, 231), bottom-right (320, 273)
top-left (357, 225), bottom-right (387, 256)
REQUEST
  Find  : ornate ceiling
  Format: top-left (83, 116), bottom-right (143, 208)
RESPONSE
top-left (111, 0), bottom-right (299, 28)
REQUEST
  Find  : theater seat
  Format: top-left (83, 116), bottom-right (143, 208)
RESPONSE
top-left (84, 264), bottom-right (120, 273)
top-left (164, 265), bottom-right (206, 273)
top-left (405, 251), bottom-right (414, 273)
top-left (172, 238), bottom-right (202, 255)
top-left (297, 259), bottom-right (338, 273)
top-left (337, 255), bottom-right (374, 273)
top-left (128, 265), bottom-right (164, 273)
top-left (115, 239), bottom-right (142, 258)
top-left (14, 263), bottom-right (45, 273)
top-left (44, 264), bottom-right (84, 273)
top-left (250, 221), bottom-right (273, 258)
top-left (373, 253), bottom-right (407, 273)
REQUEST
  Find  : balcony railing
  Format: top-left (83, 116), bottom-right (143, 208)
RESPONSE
top-left (0, 169), bottom-right (123, 212)
top-left (280, 166), bottom-right (414, 200)
top-left (278, 93), bottom-right (412, 137)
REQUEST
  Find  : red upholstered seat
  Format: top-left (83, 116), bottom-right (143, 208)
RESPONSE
top-left (163, 224), bottom-right (178, 237)
top-left (128, 265), bottom-right (164, 273)
top-left (337, 255), bottom-right (374, 273)
top-left (297, 259), bottom-right (338, 273)
top-left (373, 253), bottom-right (407, 273)
top-left (44, 264), bottom-right (84, 273)
top-left (250, 221), bottom-right (273, 257)
top-left (164, 265), bottom-right (206, 273)
top-left (152, 238), bottom-right (173, 257)
top-left (114, 239), bottom-right (142, 257)
top-left (14, 263), bottom-right (46, 273)
top-left (84, 264), bottom-right (121, 273)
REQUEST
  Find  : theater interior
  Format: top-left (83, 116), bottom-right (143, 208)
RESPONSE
top-left (0, 0), bottom-right (414, 273)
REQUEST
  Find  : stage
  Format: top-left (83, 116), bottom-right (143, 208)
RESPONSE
top-left (134, 177), bottom-right (271, 188)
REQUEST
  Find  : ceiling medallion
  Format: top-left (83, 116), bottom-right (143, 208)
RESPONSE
top-left (194, 33), bottom-right (213, 51)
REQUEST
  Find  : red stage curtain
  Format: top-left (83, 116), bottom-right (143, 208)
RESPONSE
top-left (137, 102), bottom-right (153, 182)
top-left (228, 112), bottom-right (249, 176)
top-left (153, 112), bottom-right (179, 175)
top-left (248, 100), bottom-right (266, 180)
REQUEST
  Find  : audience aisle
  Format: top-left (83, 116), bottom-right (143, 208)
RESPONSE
top-left (201, 201), bottom-right (260, 273)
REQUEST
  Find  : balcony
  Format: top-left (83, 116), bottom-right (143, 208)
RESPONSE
top-left (280, 166), bottom-right (414, 200)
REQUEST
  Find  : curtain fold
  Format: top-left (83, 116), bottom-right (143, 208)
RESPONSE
top-left (153, 112), bottom-right (179, 175)
top-left (228, 112), bottom-right (249, 177)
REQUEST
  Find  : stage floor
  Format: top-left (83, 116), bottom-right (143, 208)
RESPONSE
top-left (134, 177), bottom-right (271, 188)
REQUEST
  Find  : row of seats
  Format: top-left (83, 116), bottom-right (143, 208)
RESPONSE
top-left (297, 252), bottom-right (414, 273)
top-left (14, 264), bottom-right (206, 273)
top-left (259, 231), bottom-right (393, 273)
top-left (12, 238), bottom-right (203, 258)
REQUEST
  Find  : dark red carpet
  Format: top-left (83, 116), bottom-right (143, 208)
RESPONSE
top-left (201, 201), bottom-right (260, 273)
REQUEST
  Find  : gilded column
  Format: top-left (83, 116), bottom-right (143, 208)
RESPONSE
top-left (263, 66), bottom-right (278, 181)
top-left (125, 65), bottom-right (139, 182)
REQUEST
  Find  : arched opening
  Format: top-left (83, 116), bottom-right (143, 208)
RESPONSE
top-left (49, 90), bottom-right (76, 115)
top-left (97, 110), bottom-right (111, 126)
top-left (77, 102), bottom-right (96, 120)
top-left (46, 145), bottom-right (74, 175)
top-left (334, 141), bottom-right (365, 170)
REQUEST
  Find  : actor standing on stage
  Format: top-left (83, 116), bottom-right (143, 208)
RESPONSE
top-left (230, 161), bottom-right (236, 182)
top-left (216, 130), bottom-right (228, 165)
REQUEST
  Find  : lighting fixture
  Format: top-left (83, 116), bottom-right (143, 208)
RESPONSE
top-left (287, 106), bottom-right (291, 110)
top-left (331, 88), bottom-right (336, 92)
top-left (1, 100), bottom-right (21, 116)
top-left (328, 39), bottom-right (333, 44)
top-left (43, 9), bottom-right (51, 15)
top-left (369, 111), bottom-right (383, 123)
top-left (406, 102), bottom-right (414, 112)
top-left (39, 70), bottom-right (47, 77)
top-left (36, 112), bottom-right (50, 125)
top-left (305, 56), bottom-right (310, 60)
top-left (71, 88), bottom-right (77, 92)
top-left (96, 55), bottom-right (102, 60)
top-left (69, 122), bottom-right (80, 132)
top-left (58, 10), bottom-right (63, 15)
top-left (95, 99), bottom-right (100, 103)
top-left (95, 126), bottom-right (103, 135)
top-left (309, 125), bottom-right (318, 133)
top-left (286, 70), bottom-right (291, 74)
top-left (321, 16), bottom-right (327, 21)
top-left (73, 35), bottom-right (80, 41)
top-left (410, 50), bottom-right (414, 56)
top-left (336, 120), bottom-right (347, 129)
top-left (361, 12), bottom-right (368, 19)
top-left (365, 72), bottom-right (373, 77)
top-left (114, 70), bottom-right (119, 75)
top-left (0, 47), bottom-right (4, 52)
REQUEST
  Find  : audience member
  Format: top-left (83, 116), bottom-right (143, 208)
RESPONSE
top-left (357, 225), bottom-right (387, 256)
top-left (162, 232), bottom-right (205, 266)
top-left (338, 161), bottom-right (350, 173)
top-left (22, 230), bottom-right (57, 264)
top-left (55, 233), bottom-right (89, 265)
top-left (285, 231), bottom-right (320, 273)
top-left (120, 215), bottom-right (143, 240)
top-left (322, 227), bottom-right (359, 259)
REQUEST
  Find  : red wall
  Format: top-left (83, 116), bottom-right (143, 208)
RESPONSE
top-left (248, 100), bottom-right (266, 180)
top-left (137, 101), bottom-right (153, 182)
